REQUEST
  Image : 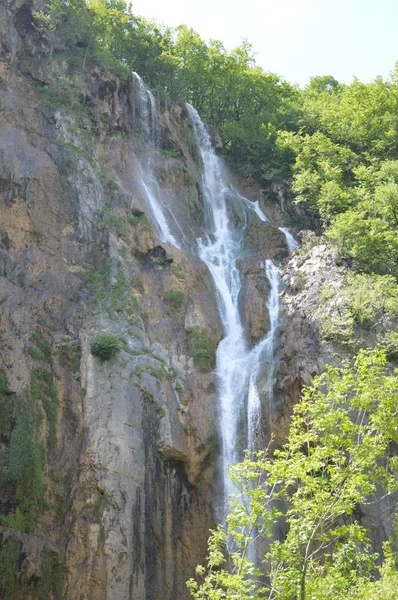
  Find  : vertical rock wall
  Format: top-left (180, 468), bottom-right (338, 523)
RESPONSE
top-left (0, 46), bottom-right (224, 598)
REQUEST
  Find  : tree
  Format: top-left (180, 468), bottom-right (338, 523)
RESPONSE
top-left (188, 349), bottom-right (398, 600)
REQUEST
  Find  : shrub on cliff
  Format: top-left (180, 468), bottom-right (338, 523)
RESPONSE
top-left (90, 333), bottom-right (123, 360)
top-left (187, 328), bottom-right (216, 372)
top-left (163, 290), bottom-right (185, 311)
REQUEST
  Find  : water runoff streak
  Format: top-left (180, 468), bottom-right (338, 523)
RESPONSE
top-left (132, 72), bottom-right (180, 248)
top-left (247, 261), bottom-right (281, 451)
top-left (279, 227), bottom-right (298, 253)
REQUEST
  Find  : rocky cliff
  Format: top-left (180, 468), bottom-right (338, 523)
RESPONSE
top-left (0, 3), bottom-right (291, 598)
top-left (0, 2), bottom-right (394, 599)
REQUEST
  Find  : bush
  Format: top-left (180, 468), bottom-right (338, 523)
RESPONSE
top-left (187, 328), bottom-right (216, 372)
top-left (90, 334), bottom-right (123, 360)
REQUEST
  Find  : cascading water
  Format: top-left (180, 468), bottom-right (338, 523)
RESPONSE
top-left (186, 104), bottom-right (249, 509)
top-left (131, 72), bottom-right (179, 248)
top-left (186, 104), bottom-right (284, 517)
top-left (279, 227), bottom-right (298, 253)
top-left (247, 261), bottom-right (281, 450)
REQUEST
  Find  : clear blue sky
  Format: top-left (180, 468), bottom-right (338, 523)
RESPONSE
top-left (130, 0), bottom-right (398, 86)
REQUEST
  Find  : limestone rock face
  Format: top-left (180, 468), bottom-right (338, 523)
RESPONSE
top-left (0, 54), bottom-right (221, 598)
top-left (273, 242), bottom-right (397, 545)
top-left (273, 244), bottom-right (345, 445)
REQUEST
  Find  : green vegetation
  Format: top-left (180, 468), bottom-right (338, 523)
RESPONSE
top-left (0, 363), bottom-right (58, 534)
top-left (0, 371), bottom-right (14, 440)
top-left (127, 213), bottom-right (151, 231)
top-left (57, 339), bottom-right (82, 375)
top-left (28, 328), bottom-right (51, 361)
top-left (11, 3), bottom-right (398, 596)
top-left (188, 349), bottom-right (398, 600)
top-left (38, 548), bottom-right (65, 600)
top-left (0, 540), bottom-right (65, 599)
top-left (31, 368), bottom-right (58, 449)
top-left (187, 328), bottom-right (216, 372)
top-left (80, 259), bottom-right (140, 322)
top-left (277, 77), bottom-right (398, 278)
top-left (90, 333), bottom-right (124, 360)
top-left (1, 391), bottom-right (44, 533)
top-left (163, 290), bottom-right (185, 311)
top-left (0, 540), bottom-right (26, 599)
top-left (108, 214), bottom-right (129, 237)
top-left (33, 0), bottom-right (298, 175)
top-left (128, 213), bottom-right (151, 230)
top-left (318, 272), bottom-right (398, 348)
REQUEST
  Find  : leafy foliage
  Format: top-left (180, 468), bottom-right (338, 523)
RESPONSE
top-left (188, 349), bottom-right (398, 600)
top-left (318, 272), bottom-right (398, 349)
top-left (279, 78), bottom-right (398, 276)
top-left (33, 1), bottom-right (398, 280)
top-left (90, 333), bottom-right (124, 360)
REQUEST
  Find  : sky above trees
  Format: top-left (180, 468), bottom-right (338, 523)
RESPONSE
top-left (131, 0), bottom-right (398, 86)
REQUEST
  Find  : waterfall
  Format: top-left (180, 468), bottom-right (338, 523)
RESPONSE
top-left (186, 104), bottom-right (284, 517)
top-left (279, 227), bottom-right (298, 253)
top-left (231, 187), bottom-right (269, 223)
top-left (247, 261), bottom-right (281, 450)
top-left (130, 80), bottom-right (285, 518)
top-left (131, 72), bottom-right (179, 248)
top-left (186, 104), bottom-right (248, 509)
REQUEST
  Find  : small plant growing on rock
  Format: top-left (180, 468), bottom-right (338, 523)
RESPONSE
top-left (187, 328), bottom-right (216, 372)
top-left (90, 334), bottom-right (123, 360)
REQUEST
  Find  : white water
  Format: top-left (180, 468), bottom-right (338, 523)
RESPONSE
top-left (187, 104), bottom-right (248, 508)
top-left (279, 227), bottom-right (298, 253)
top-left (132, 72), bottom-right (179, 248)
top-left (247, 261), bottom-right (281, 450)
top-left (186, 104), bottom-right (283, 516)
top-left (232, 187), bottom-right (269, 222)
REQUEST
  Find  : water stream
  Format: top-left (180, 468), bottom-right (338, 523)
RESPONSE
top-left (132, 72), bottom-right (180, 248)
top-left (279, 227), bottom-right (298, 253)
top-left (186, 104), bottom-right (250, 507)
top-left (247, 260), bottom-right (281, 450)
top-left (186, 104), bottom-right (285, 515)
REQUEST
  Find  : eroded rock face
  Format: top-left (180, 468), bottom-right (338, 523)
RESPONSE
top-left (0, 54), bottom-right (223, 598)
top-left (7, 4), bottom-right (395, 596)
